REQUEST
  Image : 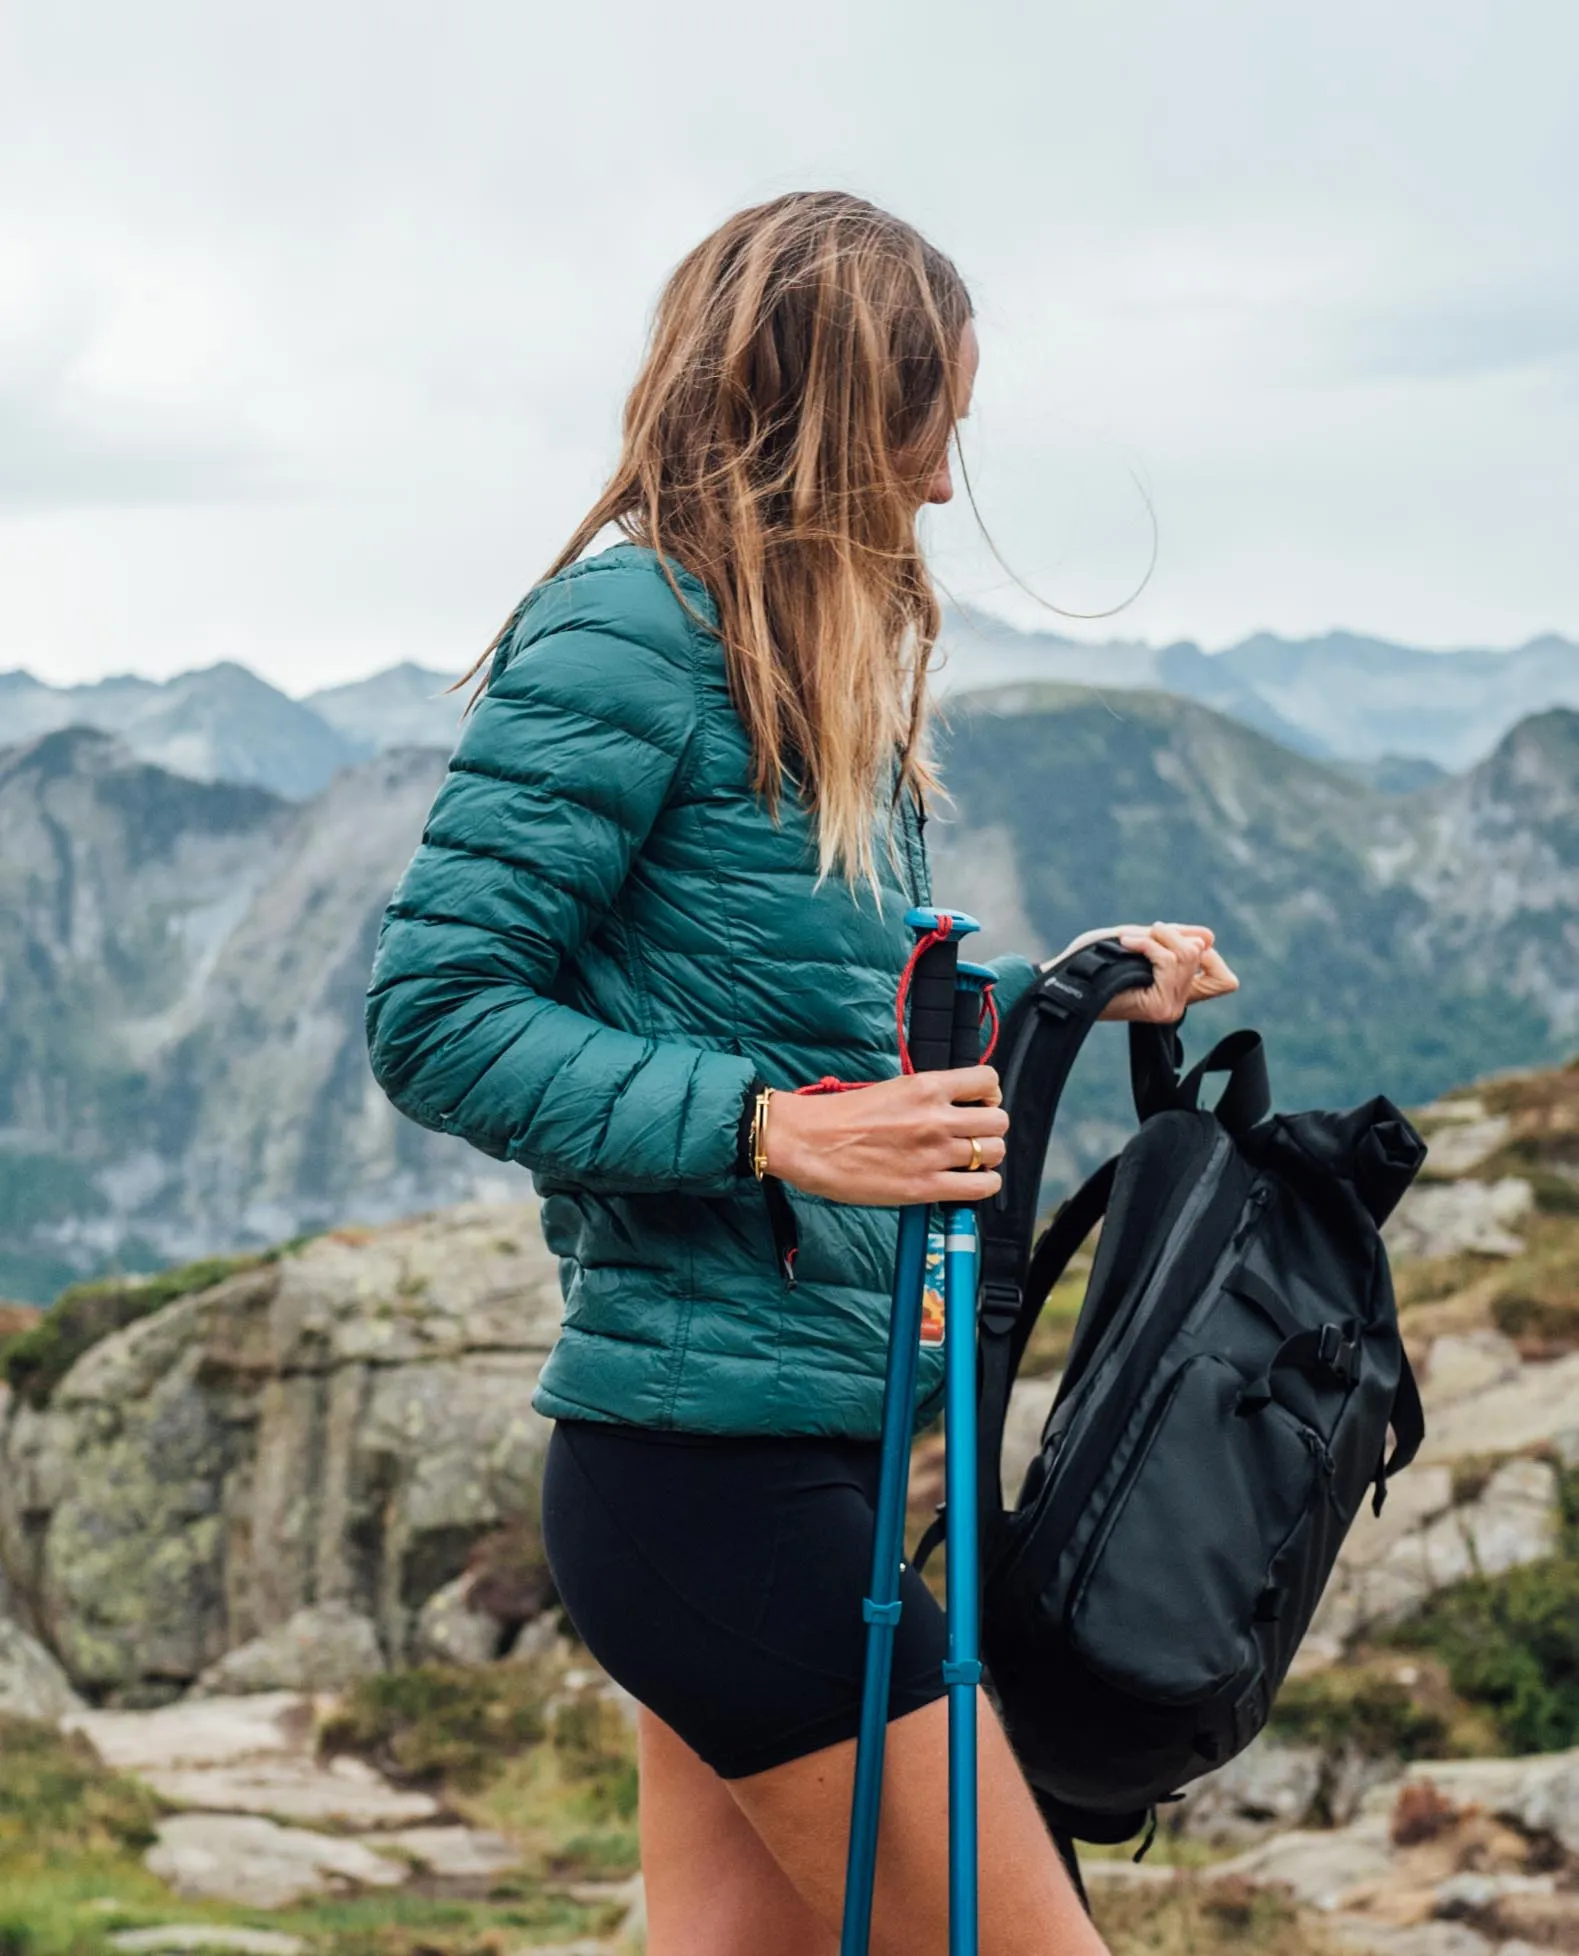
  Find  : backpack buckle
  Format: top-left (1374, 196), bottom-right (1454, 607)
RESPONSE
top-left (1316, 1322), bottom-right (1360, 1384)
top-left (981, 1280), bottom-right (1021, 1337)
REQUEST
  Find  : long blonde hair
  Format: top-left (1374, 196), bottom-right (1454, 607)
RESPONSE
top-left (472, 191), bottom-right (973, 887)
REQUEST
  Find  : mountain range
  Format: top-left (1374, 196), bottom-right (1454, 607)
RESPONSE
top-left (0, 662), bottom-right (470, 801)
top-left (5, 679), bottom-right (1579, 1301)
top-left (939, 614), bottom-right (1579, 772)
top-left (5, 616), bottom-right (1578, 801)
top-left (0, 730), bottom-right (515, 1303)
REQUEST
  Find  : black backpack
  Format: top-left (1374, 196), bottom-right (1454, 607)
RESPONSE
top-left (930, 940), bottom-right (1428, 1860)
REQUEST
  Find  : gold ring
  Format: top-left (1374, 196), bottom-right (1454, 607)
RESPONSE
top-left (966, 1136), bottom-right (984, 1173)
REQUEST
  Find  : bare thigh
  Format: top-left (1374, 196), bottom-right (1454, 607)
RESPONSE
top-left (727, 1692), bottom-right (1111, 1956)
top-left (638, 1707), bottom-right (836, 1956)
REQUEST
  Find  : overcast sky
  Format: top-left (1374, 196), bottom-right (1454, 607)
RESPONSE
top-left (3, 1), bottom-right (1576, 693)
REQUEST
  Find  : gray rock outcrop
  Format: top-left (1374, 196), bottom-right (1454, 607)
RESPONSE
top-left (146, 1812), bottom-right (410, 1907)
top-left (192, 1603), bottom-right (384, 1696)
top-left (413, 1572), bottom-right (507, 1668)
top-left (0, 1616), bottom-right (85, 1719)
top-left (1294, 1333), bottom-right (1576, 1671)
top-left (0, 1205), bottom-right (562, 1698)
top-left (61, 1688), bottom-right (526, 1908)
top-left (1384, 1177), bottom-right (1534, 1261)
top-left (1170, 1733), bottom-right (1326, 1846)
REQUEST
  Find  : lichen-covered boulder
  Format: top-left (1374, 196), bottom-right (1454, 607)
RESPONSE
top-left (0, 1617), bottom-right (84, 1720)
top-left (0, 1205), bottom-right (561, 1698)
top-left (192, 1604), bottom-right (384, 1696)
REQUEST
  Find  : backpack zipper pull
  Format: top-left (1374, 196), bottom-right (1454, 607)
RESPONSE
top-left (1231, 1182), bottom-right (1271, 1251)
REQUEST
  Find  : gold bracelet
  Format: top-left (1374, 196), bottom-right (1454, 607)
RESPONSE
top-left (750, 1086), bottom-right (775, 1181)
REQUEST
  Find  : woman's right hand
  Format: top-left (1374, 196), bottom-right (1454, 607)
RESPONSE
top-left (763, 1066), bottom-right (1007, 1206)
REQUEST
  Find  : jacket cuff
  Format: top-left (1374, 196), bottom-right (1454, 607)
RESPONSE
top-left (735, 1075), bottom-right (769, 1178)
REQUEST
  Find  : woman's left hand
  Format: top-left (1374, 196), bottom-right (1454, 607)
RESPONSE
top-left (1041, 922), bottom-right (1240, 1024)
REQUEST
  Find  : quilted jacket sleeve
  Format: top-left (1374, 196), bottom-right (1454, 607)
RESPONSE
top-left (985, 953), bottom-right (1038, 1028)
top-left (365, 569), bottom-right (756, 1194)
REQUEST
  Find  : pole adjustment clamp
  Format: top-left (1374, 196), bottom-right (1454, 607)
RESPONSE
top-left (941, 1658), bottom-right (982, 1687)
top-left (861, 1597), bottom-right (903, 1627)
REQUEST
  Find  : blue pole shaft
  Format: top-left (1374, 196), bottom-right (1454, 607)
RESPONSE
top-left (943, 1203), bottom-right (981, 1956)
top-left (840, 1200), bottom-right (931, 1956)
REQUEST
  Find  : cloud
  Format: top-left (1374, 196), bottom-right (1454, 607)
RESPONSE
top-left (1336, 297), bottom-right (1579, 383)
top-left (0, 376), bottom-right (276, 509)
top-left (1, 0), bottom-right (1577, 685)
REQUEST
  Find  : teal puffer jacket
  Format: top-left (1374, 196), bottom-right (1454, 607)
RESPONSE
top-left (366, 544), bottom-right (1036, 1437)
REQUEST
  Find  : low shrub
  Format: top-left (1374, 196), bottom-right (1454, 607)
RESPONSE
top-left (1268, 1669), bottom-right (1452, 1763)
top-left (550, 1693), bottom-right (639, 1823)
top-left (1390, 1778), bottom-right (1461, 1847)
top-left (1386, 1468), bottom-right (1579, 1753)
top-left (1092, 1872), bottom-right (1329, 1955)
top-left (466, 1523), bottom-right (552, 1632)
top-left (1489, 1287), bottom-right (1579, 1355)
top-left (319, 1664), bottom-right (548, 1791)
top-left (0, 1256), bottom-right (263, 1406)
top-left (0, 1716), bottom-right (161, 1858)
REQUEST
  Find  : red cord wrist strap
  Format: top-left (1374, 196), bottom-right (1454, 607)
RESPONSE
top-left (794, 916), bottom-right (998, 1096)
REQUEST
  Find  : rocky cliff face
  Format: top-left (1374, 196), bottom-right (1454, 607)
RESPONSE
top-left (0, 1204), bottom-right (560, 1703)
top-left (940, 613), bottom-right (1579, 770)
top-left (0, 665), bottom-right (369, 801)
top-left (0, 730), bottom-right (520, 1299)
top-left (3, 1058), bottom-right (1578, 1956)
top-left (11, 694), bottom-right (1579, 1299)
top-left (928, 690), bottom-right (1579, 1176)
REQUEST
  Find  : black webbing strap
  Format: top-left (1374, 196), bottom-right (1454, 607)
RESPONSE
top-left (980, 942), bottom-right (1156, 1309)
top-left (977, 1158), bottom-right (1117, 1533)
top-left (1374, 1349), bottom-right (1425, 1514)
top-left (916, 1151), bottom-right (1116, 1574)
top-left (1177, 1029), bottom-right (1272, 1136)
top-left (1052, 1829), bottom-right (1088, 1915)
top-left (1228, 1269), bottom-right (1427, 1517)
top-left (965, 943), bottom-right (1170, 1573)
top-left (1129, 1016), bottom-right (1188, 1122)
top-left (1235, 1319), bottom-right (1363, 1415)
top-left (1009, 1159), bottom-right (1120, 1382)
top-left (1223, 1264), bottom-right (1304, 1342)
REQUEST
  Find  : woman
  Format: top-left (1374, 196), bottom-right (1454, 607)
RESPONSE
top-left (367, 191), bottom-right (1237, 1956)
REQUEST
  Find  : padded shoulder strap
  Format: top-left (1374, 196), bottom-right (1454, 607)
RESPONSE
top-left (964, 942), bottom-right (1170, 1570)
top-left (980, 942), bottom-right (1159, 1318)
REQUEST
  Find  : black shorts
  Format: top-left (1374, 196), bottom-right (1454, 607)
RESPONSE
top-left (541, 1419), bottom-right (949, 1779)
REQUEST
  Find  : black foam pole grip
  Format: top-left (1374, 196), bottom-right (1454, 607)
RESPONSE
top-left (950, 982), bottom-right (983, 1069)
top-left (906, 937), bottom-right (961, 1073)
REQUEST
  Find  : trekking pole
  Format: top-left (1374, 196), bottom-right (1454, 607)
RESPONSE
top-left (942, 959), bottom-right (994, 1956)
top-left (841, 906), bottom-right (981, 1956)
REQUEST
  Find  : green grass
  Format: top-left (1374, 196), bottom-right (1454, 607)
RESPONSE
top-left (1092, 1872), bottom-right (1336, 1956)
top-left (318, 1664), bottom-right (549, 1793)
top-left (0, 1717), bottom-right (179, 1956)
top-left (1016, 1263), bottom-right (1091, 1378)
top-left (322, 1660), bottom-right (640, 1889)
top-left (1384, 1466), bottom-right (1579, 1754)
top-left (1268, 1668), bottom-right (1454, 1763)
top-left (0, 1716), bottom-right (162, 1860)
top-left (0, 1684), bottom-right (630, 1956)
top-left (0, 1258), bottom-right (264, 1407)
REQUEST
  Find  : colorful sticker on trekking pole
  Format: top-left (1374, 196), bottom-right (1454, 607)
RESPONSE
top-left (920, 1212), bottom-right (946, 1347)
